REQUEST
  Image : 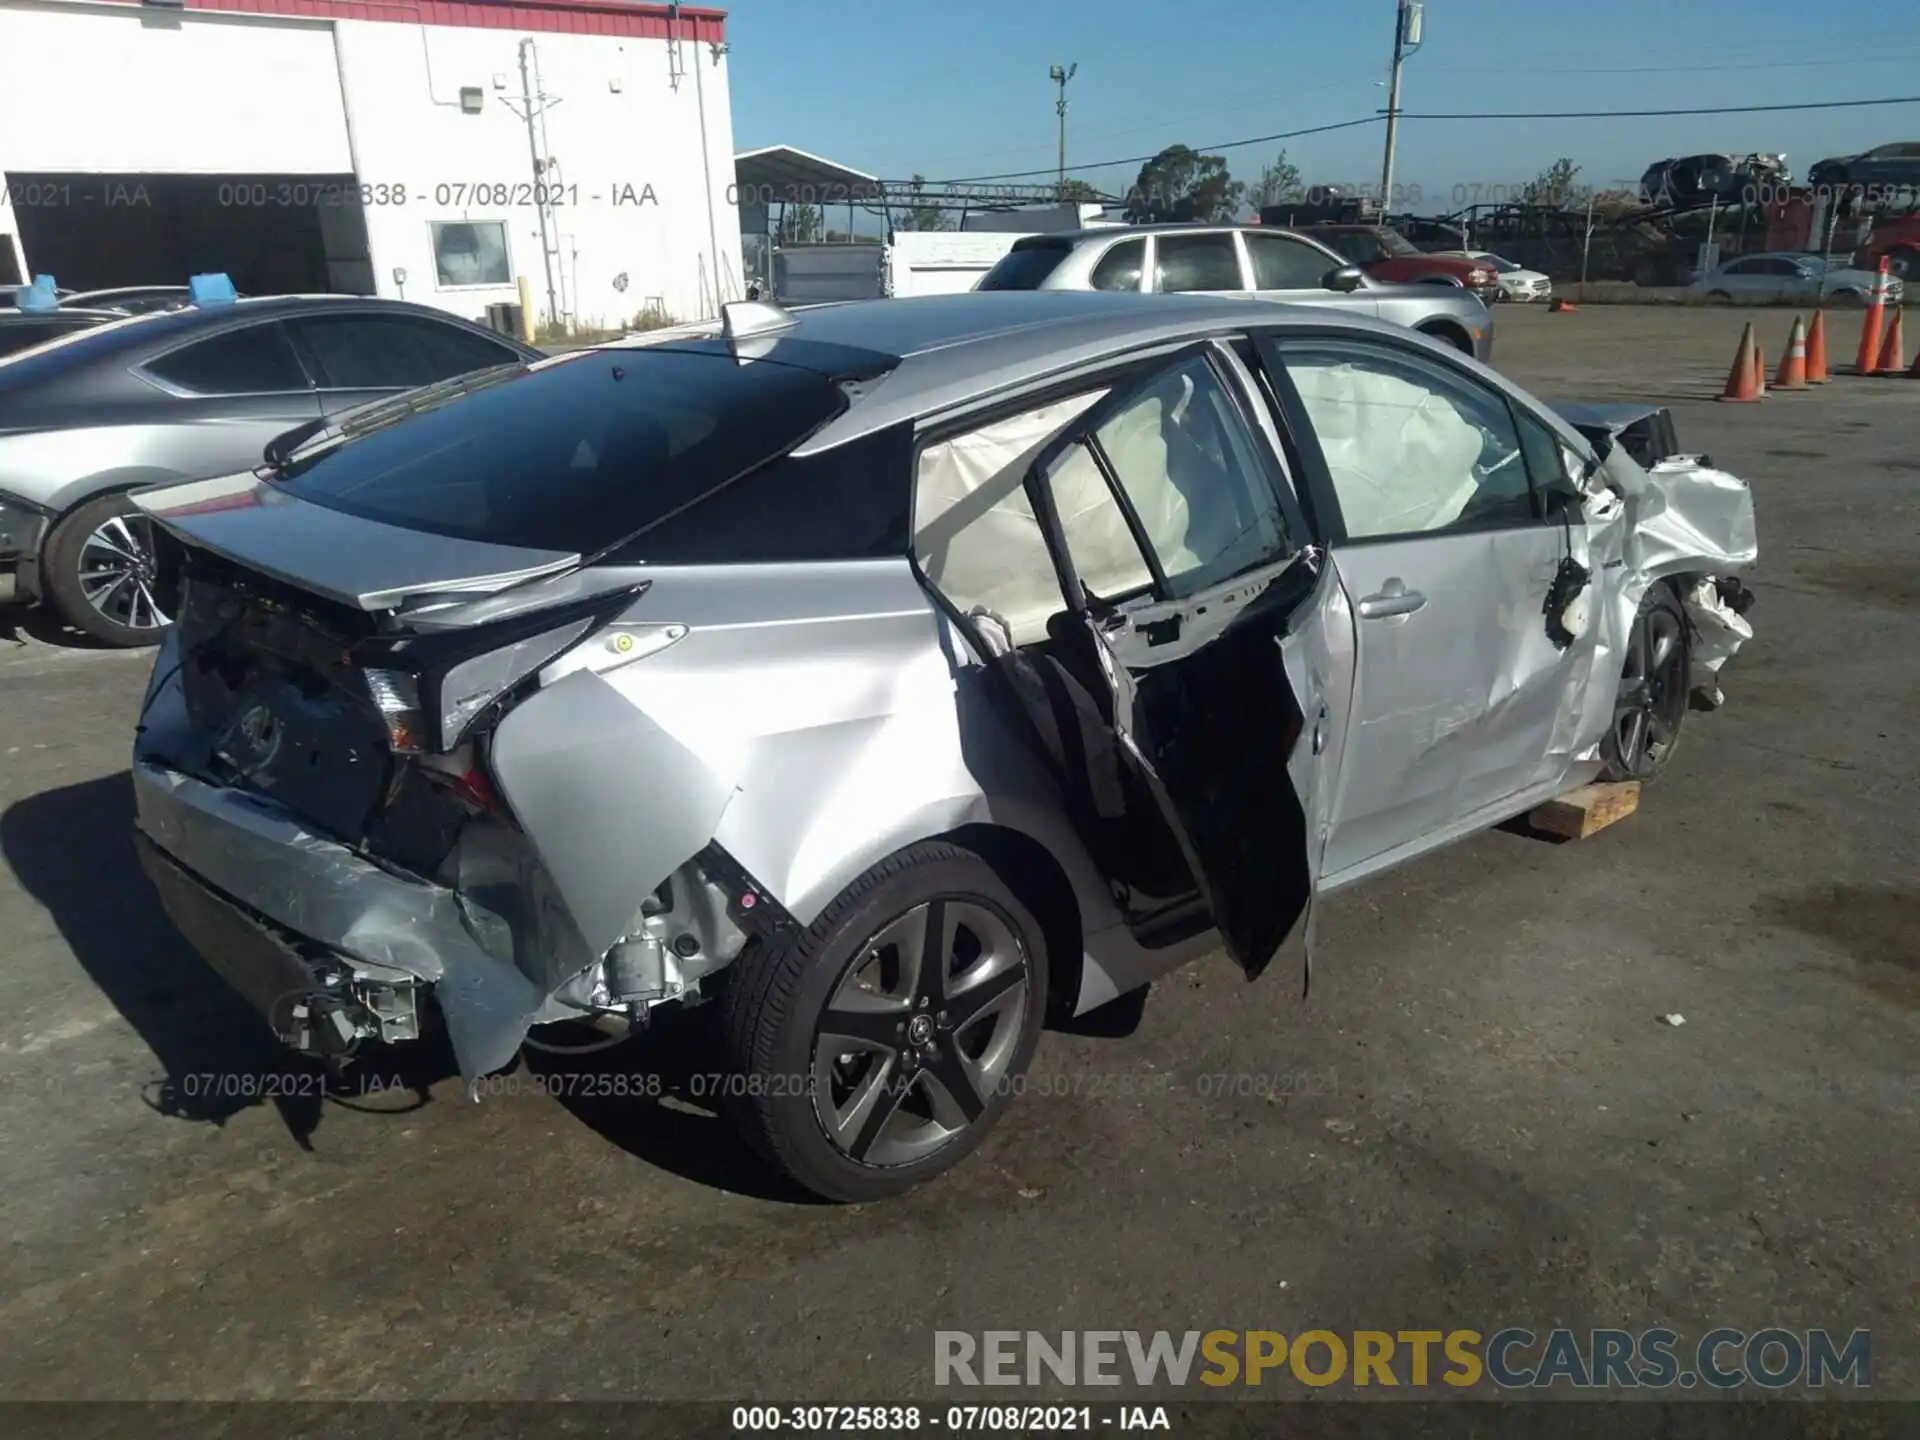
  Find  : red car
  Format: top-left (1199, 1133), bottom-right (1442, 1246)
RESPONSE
top-left (1290, 224), bottom-right (1503, 300)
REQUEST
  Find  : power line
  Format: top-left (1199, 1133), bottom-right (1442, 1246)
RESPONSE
top-left (947, 116), bottom-right (1382, 183)
top-left (903, 69), bottom-right (1386, 173)
top-left (944, 93), bottom-right (1920, 187)
top-left (1395, 95), bottom-right (1920, 120)
top-left (1427, 49), bottom-right (1920, 77)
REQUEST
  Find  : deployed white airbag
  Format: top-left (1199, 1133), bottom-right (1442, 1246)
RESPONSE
top-left (1289, 360), bottom-right (1489, 537)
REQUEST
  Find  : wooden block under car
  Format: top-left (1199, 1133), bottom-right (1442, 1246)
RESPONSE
top-left (1527, 781), bottom-right (1641, 841)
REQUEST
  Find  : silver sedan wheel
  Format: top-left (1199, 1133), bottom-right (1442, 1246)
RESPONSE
top-left (76, 512), bottom-right (171, 632)
top-left (812, 897), bottom-right (1030, 1169)
top-left (1613, 602), bottom-right (1687, 777)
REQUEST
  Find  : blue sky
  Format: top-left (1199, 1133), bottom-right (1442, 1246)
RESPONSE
top-left (726, 0), bottom-right (1917, 212)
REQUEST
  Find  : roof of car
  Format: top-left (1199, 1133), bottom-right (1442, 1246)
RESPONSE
top-left (1009, 223), bottom-right (1319, 245)
top-left (623, 290), bottom-right (1433, 454)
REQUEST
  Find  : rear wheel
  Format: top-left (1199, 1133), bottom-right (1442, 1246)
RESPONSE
top-left (41, 491), bottom-right (174, 647)
top-left (1418, 323), bottom-right (1476, 356)
top-left (719, 842), bottom-right (1048, 1202)
top-left (1600, 584), bottom-right (1691, 784)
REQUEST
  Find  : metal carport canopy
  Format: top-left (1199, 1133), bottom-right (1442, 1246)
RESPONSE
top-left (734, 146), bottom-right (882, 203)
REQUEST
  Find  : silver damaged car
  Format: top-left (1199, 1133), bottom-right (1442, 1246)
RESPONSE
top-left (129, 292), bottom-right (1757, 1201)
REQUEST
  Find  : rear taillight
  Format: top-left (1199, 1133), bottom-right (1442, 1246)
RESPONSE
top-left (363, 668), bottom-right (428, 754)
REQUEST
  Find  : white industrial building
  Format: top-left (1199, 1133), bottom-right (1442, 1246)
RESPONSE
top-left (0, 0), bottom-right (742, 330)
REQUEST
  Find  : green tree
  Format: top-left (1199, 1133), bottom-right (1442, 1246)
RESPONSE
top-left (778, 204), bottom-right (823, 244)
top-left (1122, 144), bottom-right (1244, 223)
top-left (1246, 150), bottom-right (1304, 212)
top-left (1522, 158), bottom-right (1583, 209)
top-left (897, 175), bottom-right (952, 232)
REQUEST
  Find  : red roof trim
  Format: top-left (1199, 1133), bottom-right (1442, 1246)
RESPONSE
top-left (91, 0), bottom-right (725, 41)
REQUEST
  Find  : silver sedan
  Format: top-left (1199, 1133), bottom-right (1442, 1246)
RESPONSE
top-left (129, 291), bottom-right (1752, 1202)
top-left (1688, 252), bottom-right (1903, 307)
top-left (976, 222), bottom-right (1496, 361)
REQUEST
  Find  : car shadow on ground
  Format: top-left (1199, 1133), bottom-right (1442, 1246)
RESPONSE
top-left (521, 1008), bottom-right (830, 1205)
top-left (4, 771), bottom-right (1158, 1198)
top-left (0, 769), bottom-right (383, 1148)
top-left (0, 601), bottom-right (106, 650)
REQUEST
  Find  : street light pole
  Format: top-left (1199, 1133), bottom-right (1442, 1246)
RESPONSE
top-left (1378, 1), bottom-right (1424, 213)
top-left (1378, 2), bottom-right (1408, 211)
top-left (1050, 63), bottom-right (1077, 196)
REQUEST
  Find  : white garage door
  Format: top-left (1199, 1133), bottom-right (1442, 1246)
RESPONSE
top-left (0, 6), bottom-right (351, 173)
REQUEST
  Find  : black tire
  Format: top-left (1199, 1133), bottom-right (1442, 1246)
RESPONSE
top-left (719, 841), bottom-right (1049, 1202)
top-left (1599, 583), bottom-right (1691, 785)
top-left (1705, 290), bottom-right (1732, 304)
top-left (40, 491), bottom-right (174, 647)
top-left (1419, 324), bottom-right (1475, 356)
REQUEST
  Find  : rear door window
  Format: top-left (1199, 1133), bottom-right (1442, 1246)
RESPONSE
top-left (1152, 234), bottom-right (1244, 293)
top-left (144, 323), bottom-right (311, 395)
top-left (976, 241), bottom-right (1073, 291)
top-left (291, 314), bottom-right (522, 389)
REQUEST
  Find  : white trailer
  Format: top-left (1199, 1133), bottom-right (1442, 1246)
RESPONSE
top-left (883, 230), bottom-right (1032, 297)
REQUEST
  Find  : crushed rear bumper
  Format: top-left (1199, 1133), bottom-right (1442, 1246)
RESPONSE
top-left (131, 758), bottom-right (547, 1080)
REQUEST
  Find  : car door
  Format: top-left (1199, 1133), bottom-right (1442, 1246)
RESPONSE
top-left (135, 320), bottom-right (325, 473)
top-left (1244, 230), bottom-right (1381, 318)
top-left (1250, 329), bottom-right (1599, 884)
top-left (1028, 342), bottom-right (1350, 979)
top-left (285, 311), bottom-right (528, 417)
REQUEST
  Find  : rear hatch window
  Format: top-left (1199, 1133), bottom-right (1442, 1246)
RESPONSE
top-left (274, 348), bottom-right (856, 556)
top-left (976, 240), bottom-right (1075, 291)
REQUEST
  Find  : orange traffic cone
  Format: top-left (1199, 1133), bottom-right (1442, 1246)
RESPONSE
top-left (1773, 317), bottom-right (1810, 390)
top-left (1549, 298), bottom-right (1578, 313)
top-left (1873, 304), bottom-right (1905, 374)
top-left (1854, 261), bottom-right (1890, 373)
top-left (1752, 335), bottom-right (1768, 397)
top-left (1719, 323), bottom-right (1764, 402)
top-left (1806, 309), bottom-right (1831, 383)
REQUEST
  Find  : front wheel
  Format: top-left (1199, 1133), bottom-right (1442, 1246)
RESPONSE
top-left (40, 491), bottom-right (175, 647)
top-left (1599, 584), bottom-right (1691, 784)
top-left (719, 842), bottom-right (1048, 1202)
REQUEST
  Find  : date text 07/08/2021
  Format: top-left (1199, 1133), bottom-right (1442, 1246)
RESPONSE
top-left (730, 1405), bottom-right (1169, 1432)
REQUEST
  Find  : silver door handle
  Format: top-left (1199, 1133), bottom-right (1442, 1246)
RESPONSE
top-left (1358, 588), bottom-right (1427, 619)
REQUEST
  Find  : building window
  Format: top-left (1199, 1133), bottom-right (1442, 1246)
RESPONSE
top-left (430, 221), bottom-right (512, 288)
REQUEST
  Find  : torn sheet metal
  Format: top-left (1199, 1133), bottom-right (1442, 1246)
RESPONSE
top-left (131, 752), bottom-right (546, 1083)
top-left (1681, 577), bottom-right (1755, 707)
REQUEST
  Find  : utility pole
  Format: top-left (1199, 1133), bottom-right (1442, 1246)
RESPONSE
top-left (1050, 63), bottom-right (1077, 196)
top-left (517, 38), bottom-right (560, 333)
top-left (1378, 1), bottom-right (1423, 212)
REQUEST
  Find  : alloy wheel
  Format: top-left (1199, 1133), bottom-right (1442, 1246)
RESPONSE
top-left (811, 897), bottom-right (1030, 1168)
top-left (1612, 601), bottom-right (1688, 778)
top-left (76, 512), bottom-right (171, 633)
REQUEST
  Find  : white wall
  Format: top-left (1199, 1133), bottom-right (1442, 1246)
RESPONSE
top-left (0, 0), bottom-right (741, 328)
top-left (334, 19), bottom-right (742, 328)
